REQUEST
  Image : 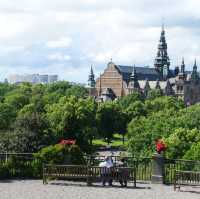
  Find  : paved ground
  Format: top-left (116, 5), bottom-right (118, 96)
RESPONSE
top-left (1, 180), bottom-right (200, 199)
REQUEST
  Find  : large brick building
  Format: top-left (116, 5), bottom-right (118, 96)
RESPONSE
top-left (88, 26), bottom-right (200, 105)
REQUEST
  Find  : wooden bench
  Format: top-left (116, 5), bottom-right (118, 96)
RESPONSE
top-left (174, 170), bottom-right (200, 190)
top-left (43, 164), bottom-right (136, 187)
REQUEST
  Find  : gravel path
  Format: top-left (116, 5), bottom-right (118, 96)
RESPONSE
top-left (1, 180), bottom-right (200, 199)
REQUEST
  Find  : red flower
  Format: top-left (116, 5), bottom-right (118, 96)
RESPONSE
top-left (155, 139), bottom-right (167, 154)
top-left (59, 139), bottom-right (76, 145)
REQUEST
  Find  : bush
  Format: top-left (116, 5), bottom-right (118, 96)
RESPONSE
top-left (32, 143), bottom-right (86, 177)
top-left (0, 163), bottom-right (10, 179)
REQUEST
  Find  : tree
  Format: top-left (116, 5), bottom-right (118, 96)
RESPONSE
top-left (145, 96), bottom-right (185, 114)
top-left (118, 92), bottom-right (144, 109)
top-left (96, 101), bottom-right (127, 144)
top-left (0, 83), bottom-right (16, 102)
top-left (127, 109), bottom-right (177, 157)
top-left (65, 85), bottom-right (88, 98)
top-left (31, 84), bottom-right (46, 112)
top-left (126, 100), bottom-right (146, 121)
top-left (43, 81), bottom-right (72, 104)
top-left (5, 93), bottom-right (29, 111)
top-left (46, 96), bottom-right (97, 151)
top-left (165, 128), bottom-right (200, 159)
top-left (183, 142), bottom-right (200, 160)
top-left (45, 81), bottom-right (71, 94)
top-left (11, 104), bottom-right (53, 152)
top-left (0, 103), bottom-right (16, 130)
top-left (146, 89), bottom-right (162, 100)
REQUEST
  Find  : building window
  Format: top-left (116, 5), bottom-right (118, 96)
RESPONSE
top-left (177, 85), bottom-right (183, 93)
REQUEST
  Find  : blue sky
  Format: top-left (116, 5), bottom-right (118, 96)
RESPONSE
top-left (0, 0), bottom-right (200, 83)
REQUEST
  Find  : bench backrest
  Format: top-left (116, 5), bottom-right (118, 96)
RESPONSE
top-left (175, 170), bottom-right (200, 185)
top-left (44, 165), bottom-right (89, 177)
top-left (43, 164), bottom-right (135, 180)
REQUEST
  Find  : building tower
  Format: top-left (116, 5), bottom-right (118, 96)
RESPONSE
top-left (88, 66), bottom-right (95, 88)
top-left (177, 58), bottom-right (187, 81)
top-left (191, 59), bottom-right (200, 83)
top-left (128, 67), bottom-right (140, 93)
top-left (88, 66), bottom-right (96, 96)
top-left (154, 24), bottom-right (170, 78)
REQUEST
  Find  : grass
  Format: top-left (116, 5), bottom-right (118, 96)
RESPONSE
top-left (92, 134), bottom-right (128, 148)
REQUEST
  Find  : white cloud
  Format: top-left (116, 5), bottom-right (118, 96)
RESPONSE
top-left (47, 53), bottom-right (71, 61)
top-left (0, 0), bottom-right (200, 83)
top-left (46, 37), bottom-right (72, 49)
top-left (0, 46), bottom-right (25, 53)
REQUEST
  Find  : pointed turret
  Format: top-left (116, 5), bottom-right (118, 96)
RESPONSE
top-left (191, 59), bottom-right (199, 82)
top-left (143, 78), bottom-right (150, 97)
top-left (130, 67), bottom-right (140, 87)
top-left (88, 65), bottom-right (95, 88)
top-left (128, 67), bottom-right (140, 93)
top-left (155, 79), bottom-right (161, 90)
top-left (154, 24), bottom-right (170, 77)
top-left (165, 79), bottom-right (173, 95)
top-left (180, 57), bottom-right (185, 74)
top-left (177, 57), bottom-right (187, 81)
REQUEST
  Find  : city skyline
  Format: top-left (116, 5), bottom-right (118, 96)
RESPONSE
top-left (0, 0), bottom-right (200, 83)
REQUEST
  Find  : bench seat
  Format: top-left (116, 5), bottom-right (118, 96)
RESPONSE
top-left (43, 164), bottom-right (136, 187)
top-left (174, 170), bottom-right (200, 190)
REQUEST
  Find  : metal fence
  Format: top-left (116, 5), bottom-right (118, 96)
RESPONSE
top-left (84, 155), bottom-right (152, 182)
top-left (135, 157), bottom-right (152, 181)
top-left (0, 153), bottom-right (153, 181)
top-left (165, 159), bottom-right (200, 184)
top-left (3, 153), bottom-right (200, 184)
top-left (0, 153), bottom-right (37, 179)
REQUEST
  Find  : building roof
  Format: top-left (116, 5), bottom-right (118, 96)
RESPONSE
top-left (115, 65), bottom-right (193, 83)
top-left (101, 88), bottom-right (116, 100)
top-left (138, 80), bottom-right (167, 90)
top-left (116, 65), bottom-right (161, 82)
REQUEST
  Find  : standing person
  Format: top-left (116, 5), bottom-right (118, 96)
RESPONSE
top-left (99, 156), bottom-right (113, 186)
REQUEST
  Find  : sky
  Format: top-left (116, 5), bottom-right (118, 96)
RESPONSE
top-left (0, 0), bottom-right (200, 83)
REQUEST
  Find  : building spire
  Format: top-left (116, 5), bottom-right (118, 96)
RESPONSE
top-left (194, 59), bottom-right (197, 69)
top-left (154, 24), bottom-right (170, 77)
top-left (161, 17), bottom-right (165, 32)
top-left (88, 65), bottom-right (95, 88)
top-left (128, 66), bottom-right (140, 90)
top-left (155, 79), bottom-right (161, 90)
top-left (191, 59), bottom-right (199, 82)
top-left (181, 57), bottom-right (185, 73)
top-left (130, 66), bottom-right (137, 81)
top-left (177, 57), bottom-right (186, 81)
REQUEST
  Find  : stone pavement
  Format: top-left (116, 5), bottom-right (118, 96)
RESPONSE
top-left (1, 180), bottom-right (200, 199)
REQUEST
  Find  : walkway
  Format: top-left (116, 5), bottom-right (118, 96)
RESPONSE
top-left (1, 180), bottom-right (200, 199)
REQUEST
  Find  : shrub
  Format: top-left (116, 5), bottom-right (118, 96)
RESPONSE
top-left (32, 143), bottom-right (85, 177)
top-left (0, 163), bottom-right (10, 179)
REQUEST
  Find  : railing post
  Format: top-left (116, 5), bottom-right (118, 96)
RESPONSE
top-left (5, 152), bottom-right (8, 163)
top-left (151, 153), bottom-right (165, 184)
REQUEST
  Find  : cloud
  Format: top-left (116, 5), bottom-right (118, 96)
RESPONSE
top-left (0, 0), bottom-right (200, 83)
top-left (46, 37), bottom-right (72, 48)
top-left (47, 53), bottom-right (71, 61)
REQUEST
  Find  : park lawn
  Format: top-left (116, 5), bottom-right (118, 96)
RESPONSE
top-left (92, 134), bottom-right (128, 148)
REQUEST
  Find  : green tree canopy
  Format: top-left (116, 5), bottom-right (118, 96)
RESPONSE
top-left (96, 101), bottom-right (127, 143)
top-left (46, 96), bottom-right (97, 150)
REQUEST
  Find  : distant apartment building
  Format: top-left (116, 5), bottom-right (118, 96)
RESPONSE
top-left (8, 74), bottom-right (58, 84)
top-left (48, 75), bottom-right (58, 83)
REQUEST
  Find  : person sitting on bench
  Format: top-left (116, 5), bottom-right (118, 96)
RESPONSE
top-left (99, 156), bottom-right (113, 186)
top-left (117, 158), bottom-right (128, 187)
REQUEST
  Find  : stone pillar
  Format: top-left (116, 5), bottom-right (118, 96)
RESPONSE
top-left (151, 153), bottom-right (165, 184)
top-left (64, 154), bottom-right (71, 165)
